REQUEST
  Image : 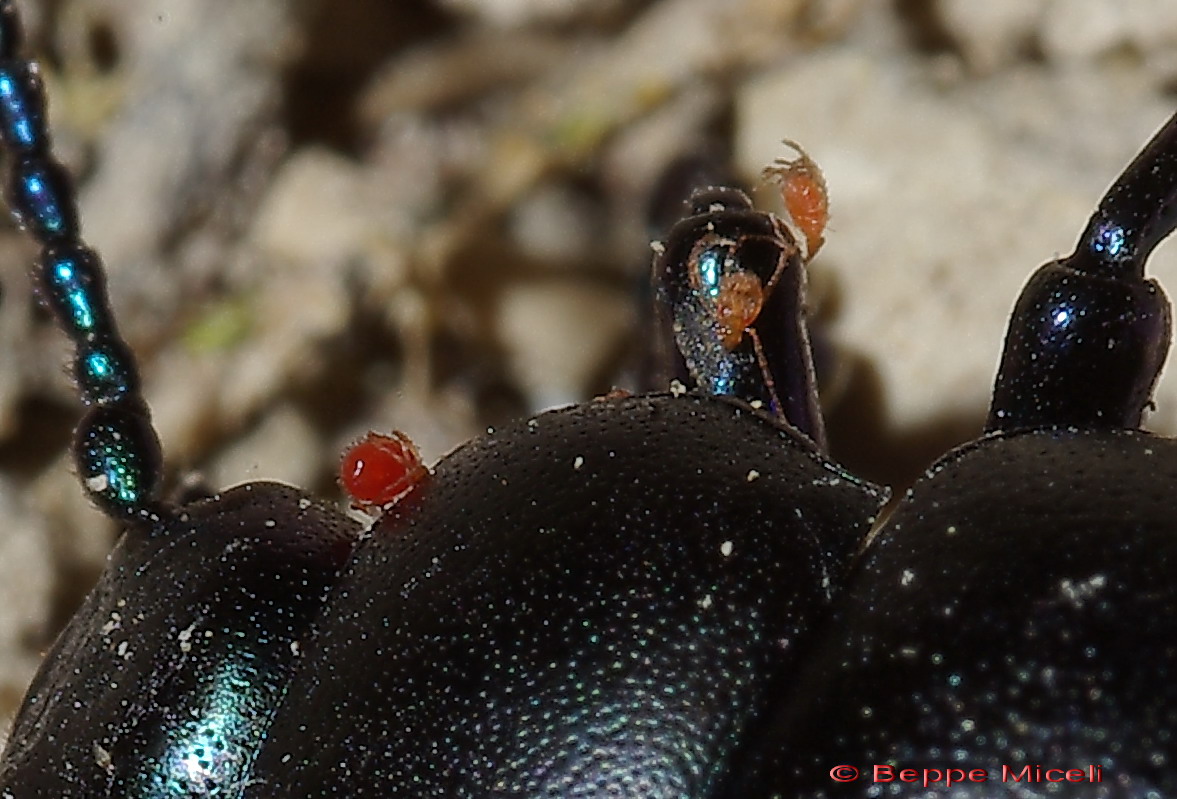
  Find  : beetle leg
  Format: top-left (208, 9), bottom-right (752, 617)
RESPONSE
top-left (988, 110), bottom-right (1177, 432)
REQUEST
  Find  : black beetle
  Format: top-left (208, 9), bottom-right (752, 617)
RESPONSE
top-left (4, 0), bottom-right (1177, 795)
top-left (0, 1), bottom-right (886, 794)
top-left (726, 111), bottom-right (1177, 796)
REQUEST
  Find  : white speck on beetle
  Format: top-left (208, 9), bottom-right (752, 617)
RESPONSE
top-left (100, 612), bottom-right (122, 636)
top-left (291, 641), bottom-right (301, 656)
top-left (177, 623), bottom-right (196, 654)
top-left (750, 399), bottom-right (764, 409)
top-left (669, 379), bottom-right (686, 397)
top-left (573, 456), bottom-right (584, 470)
top-left (650, 240), bottom-right (666, 255)
top-left (94, 743), bottom-right (113, 772)
top-left (1059, 573), bottom-right (1107, 607)
top-left (298, 498), bottom-right (312, 510)
top-left (900, 568), bottom-right (916, 587)
top-left (720, 540), bottom-right (733, 557)
top-left (265, 518), bottom-right (276, 528)
top-left (746, 469), bottom-right (760, 482)
top-left (86, 474), bottom-right (110, 493)
top-left (699, 594), bottom-right (713, 609)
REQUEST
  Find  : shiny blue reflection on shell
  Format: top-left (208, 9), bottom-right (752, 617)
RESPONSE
top-left (1041, 297), bottom-right (1078, 344)
top-left (19, 166), bottom-right (65, 235)
top-left (78, 341), bottom-right (135, 404)
top-left (49, 257), bottom-right (96, 332)
top-left (697, 249), bottom-right (722, 298)
top-left (131, 660), bottom-right (269, 795)
top-left (0, 69), bottom-right (33, 149)
top-left (704, 358), bottom-right (735, 397)
top-left (1092, 220), bottom-right (1127, 260)
top-left (86, 426), bottom-right (144, 505)
top-left (84, 350), bottom-right (113, 381)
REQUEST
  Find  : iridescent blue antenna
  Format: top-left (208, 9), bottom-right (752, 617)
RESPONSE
top-left (0, 1), bottom-right (165, 522)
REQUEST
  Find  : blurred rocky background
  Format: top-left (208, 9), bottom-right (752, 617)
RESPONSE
top-left (1, 0), bottom-right (1176, 740)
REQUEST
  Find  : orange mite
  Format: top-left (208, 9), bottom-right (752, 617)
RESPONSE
top-left (763, 139), bottom-right (829, 260)
top-left (716, 271), bottom-right (765, 350)
top-left (339, 430), bottom-right (429, 511)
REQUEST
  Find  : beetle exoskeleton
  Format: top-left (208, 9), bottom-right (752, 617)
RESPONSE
top-left (250, 394), bottom-right (882, 796)
top-left (5, 0), bottom-right (1177, 794)
top-left (0, 482), bottom-right (361, 793)
top-left (727, 111), bottom-right (1177, 797)
top-left (0, 1), bottom-right (886, 793)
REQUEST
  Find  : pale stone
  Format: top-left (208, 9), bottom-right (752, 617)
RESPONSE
top-left (497, 280), bottom-right (632, 410)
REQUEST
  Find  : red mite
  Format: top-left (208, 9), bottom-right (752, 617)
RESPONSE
top-left (762, 138), bottom-right (829, 260)
top-left (339, 431), bottom-right (429, 510)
